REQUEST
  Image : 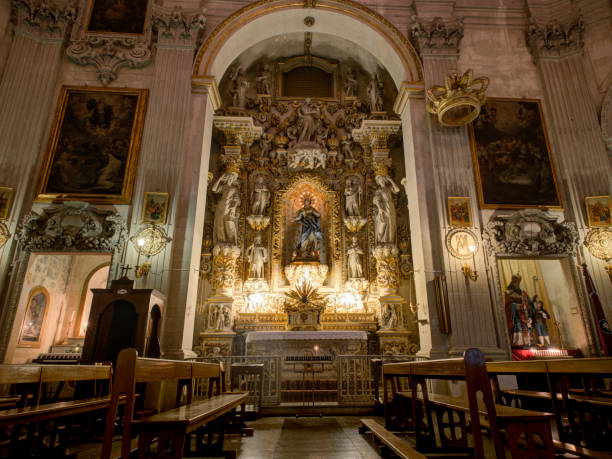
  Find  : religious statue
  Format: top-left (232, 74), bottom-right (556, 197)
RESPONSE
top-left (297, 98), bottom-right (320, 144)
top-left (212, 305), bottom-right (230, 331)
top-left (256, 64), bottom-right (271, 95)
top-left (344, 67), bottom-right (358, 97)
top-left (212, 171), bottom-right (241, 245)
top-left (382, 304), bottom-right (398, 329)
top-left (533, 299), bottom-right (551, 346)
top-left (373, 172), bottom-right (400, 244)
top-left (347, 236), bottom-right (363, 279)
top-left (259, 134), bottom-right (273, 159)
top-left (250, 176), bottom-right (270, 215)
top-left (504, 274), bottom-right (537, 347)
top-left (344, 178), bottom-right (361, 217)
top-left (229, 66), bottom-right (249, 108)
top-left (341, 135), bottom-right (354, 160)
top-left (247, 234), bottom-right (268, 279)
top-left (294, 195), bottom-right (323, 259)
top-left (367, 73), bottom-right (384, 112)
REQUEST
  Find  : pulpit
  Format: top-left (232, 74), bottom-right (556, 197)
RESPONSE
top-left (80, 278), bottom-right (165, 364)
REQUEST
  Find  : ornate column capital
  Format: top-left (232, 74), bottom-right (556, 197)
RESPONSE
top-left (526, 16), bottom-right (585, 59)
top-left (351, 119), bottom-right (401, 160)
top-left (151, 5), bottom-right (206, 48)
top-left (12, 0), bottom-right (76, 42)
top-left (213, 116), bottom-right (263, 156)
top-left (410, 16), bottom-right (464, 56)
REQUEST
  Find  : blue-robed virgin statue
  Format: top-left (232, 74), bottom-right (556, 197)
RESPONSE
top-left (294, 195), bottom-right (323, 260)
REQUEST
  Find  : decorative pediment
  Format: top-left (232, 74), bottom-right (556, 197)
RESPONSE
top-left (483, 209), bottom-right (578, 256)
top-left (15, 201), bottom-right (126, 252)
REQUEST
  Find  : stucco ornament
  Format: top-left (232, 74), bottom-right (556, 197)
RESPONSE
top-left (584, 228), bottom-right (612, 262)
top-left (15, 201), bottom-right (126, 252)
top-left (12, 0), bottom-right (77, 40)
top-left (483, 209), bottom-right (578, 256)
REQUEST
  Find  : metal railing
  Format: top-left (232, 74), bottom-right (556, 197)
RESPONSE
top-left (194, 354), bottom-right (425, 406)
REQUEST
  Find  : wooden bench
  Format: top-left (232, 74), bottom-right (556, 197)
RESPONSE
top-left (0, 364), bottom-right (112, 457)
top-left (383, 349), bottom-right (556, 459)
top-left (0, 364), bottom-right (43, 408)
top-left (359, 418), bottom-right (426, 458)
top-left (102, 348), bottom-right (248, 459)
top-left (487, 358), bottom-right (612, 454)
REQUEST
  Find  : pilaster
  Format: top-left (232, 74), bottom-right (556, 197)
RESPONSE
top-left (411, 16), bottom-right (504, 357)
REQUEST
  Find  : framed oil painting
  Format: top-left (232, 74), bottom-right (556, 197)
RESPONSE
top-left (37, 86), bottom-right (148, 204)
top-left (469, 98), bottom-right (561, 209)
top-left (447, 196), bottom-right (472, 227)
top-left (87, 0), bottom-right (150, 35)
top-left (142, 192), bottom-right (169, 224)
top-left (585, 195), bottom-right (612, 227)
top-left (0, 186), bottom-right (14, 220)
top-left (18, 287), bottom-right (49, 348)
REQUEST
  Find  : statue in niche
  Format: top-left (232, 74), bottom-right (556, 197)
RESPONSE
top-left (367, 73), bottom-right (384, 112)
top-left (294, 195), bottom-right (323, 260)
top-left (229, 66), bottom-right (249, 108)
top-left (212, 305), bottom-right (230, 331)
top-left (373, 173), bottom-right (400, 244)
top-left (344, 178), bottom-right (361, 217)
top-left (344, 67), bottom-right (358, 97)
top-left (259, 134), bottom-right (273, 159)
top-left (256, 64), bottom-right (272, 95)
top-left (250, 176), bottom-right (270, 215)
top-left (382, 304), bottom-right (398, 329)
top-left (247, 234), bottom-right (268, 279)
top-left (212, 171), bottom-right (240, 245)
top-left (341, 135), bottom-right (354, 160)
top-left (297, 98), bottom-right (320, 144)
top-left (347, 236), bottom-right (364, 279)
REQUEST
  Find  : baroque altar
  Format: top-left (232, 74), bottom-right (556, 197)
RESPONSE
top-left (195, 52), bottom-right (419, 359)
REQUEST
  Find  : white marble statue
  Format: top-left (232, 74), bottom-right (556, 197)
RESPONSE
top-left (229, 66), bottom-right (249, 108)
top-left (297, 98), bottom-right (320, 144)
top-left (341, 135), bottom-right (354, 160)
top-left (344, 178), bottom-right (361, 217)
top-left (250, 176), bottom-right (270, 215)
top-left (367, 73), bottom-right (384, 112)
top-left (256, 64), bottom-right (272, 95)
top-left (373, 173), bottom-right (400, 244)
top-left (247, 234), bottom-right (268, 279)
top-left (382, 304), bottom-right (398, 330)
top-left (347, 236), bottom-right (364, 279)
top-left (344, 67), bottom-right (358, 97)
top-left (212, 171), bottom-right (241, 245)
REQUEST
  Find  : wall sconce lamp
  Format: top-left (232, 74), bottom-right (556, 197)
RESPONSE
top-left (130, 225), bottom-right (172, 279)
top-left (462, 244), bottom-right (478, 282)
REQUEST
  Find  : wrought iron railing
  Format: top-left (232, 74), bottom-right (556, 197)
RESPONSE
top-left (193, 354), bottom-right (426, 406)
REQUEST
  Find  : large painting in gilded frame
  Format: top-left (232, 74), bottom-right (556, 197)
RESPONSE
top-left (469, 98), bottom-right (561, 209)
top-left (37, 86), bottom-right (148, 204)
top-left (86, 0), bottom-right (150, 35)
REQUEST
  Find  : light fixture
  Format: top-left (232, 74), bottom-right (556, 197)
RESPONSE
top-left (130, 225), bottom-right (172, 278)
top-left (462, 244), bottom-right (478, 282)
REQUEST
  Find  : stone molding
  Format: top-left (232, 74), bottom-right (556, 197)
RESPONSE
top-left (15, 201), bottom-right (126, 252)
top-left (11, 0), bottom-right (76, 41)
top-left (483, 209), bottom-right (578, 257)
top-left (152, 5), bottom-right (206, 48)
top-left (526, 16), bottom-right (585, 59)
top-left (410, 16), bottom-right (464, 54)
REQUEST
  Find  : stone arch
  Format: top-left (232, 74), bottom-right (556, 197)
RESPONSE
top-left (193, 0), bottom-right (423, 92)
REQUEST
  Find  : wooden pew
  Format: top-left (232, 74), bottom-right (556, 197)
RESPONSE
top-left (359, 418), bottom-right (426, 459)
top-left (383, 349), bottom-right (556, 459)
top-left (0, 365), bottom-right (43, 409)
top-left (102, 348), bottom-right (248, 459)
top-left (0, 364), bottom-right (112, 457)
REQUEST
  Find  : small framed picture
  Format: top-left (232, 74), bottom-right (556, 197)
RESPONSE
top-left (142, 192), bottom-right (169, 224)
top-left (18, 287), bottom-right (49, 348)
top-left (0, 187), bottom-right (14, 220)
top-left (447, 197), bottom-right (472, 227)
top-left (585, 195), bottom-right (612, 227)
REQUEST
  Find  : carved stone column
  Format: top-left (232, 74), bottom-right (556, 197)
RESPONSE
top-left (411, 16), bottom-right (505, 357)
top-left (198, 118), bottom-right (261, 357)
top-left (526, 15), bottom-right (612, 317)
top-left (0, 0), bottom-right (75, 322)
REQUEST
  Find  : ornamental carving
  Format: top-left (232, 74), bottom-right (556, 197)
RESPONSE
top-left (12, 0), bottom-right (77, 40)
top-left (15, 201), bottom-right (125, 252)
top-left (526, 16), bottom-right (584, 58)
top-left (483, 209), bottom-right (578, 256)
top-left (211, 244), bottom-right (241, 292)
top-left (584, 228), bottom-right (612, 261)
top-left (411, 16), bottom-right (464, 52)
top-left (372, 244), bottom-right (400, 293)
top-left (151, 5), bottom-right (206, 46)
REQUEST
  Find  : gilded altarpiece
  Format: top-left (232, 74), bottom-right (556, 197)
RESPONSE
top-left (195, 53), bottom-right (418, 360)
